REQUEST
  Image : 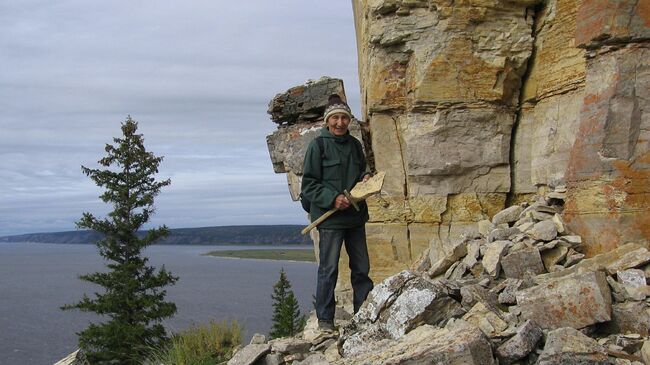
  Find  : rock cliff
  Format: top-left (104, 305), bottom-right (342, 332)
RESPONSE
top-left (266, 0), bottom-right (649, 289)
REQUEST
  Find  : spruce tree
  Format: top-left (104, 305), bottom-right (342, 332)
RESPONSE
top-left (62, 116), bottom-right (177, 364)
top-left (270, 268), bottom-right (306, 339)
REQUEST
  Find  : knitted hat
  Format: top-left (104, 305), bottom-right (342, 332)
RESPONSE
top-left (323, 94), bottom-right (352, 123)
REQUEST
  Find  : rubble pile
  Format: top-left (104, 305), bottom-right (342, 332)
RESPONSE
top-left (230, 187), bottom-right (650, 365)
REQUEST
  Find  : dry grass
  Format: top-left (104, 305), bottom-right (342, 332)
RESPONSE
top-left (146, 320), bottom-right (242, 365)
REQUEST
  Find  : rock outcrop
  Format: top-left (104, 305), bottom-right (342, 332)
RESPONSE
top-left (266, 0), bottom-right (649, 294)
top-left (350, 0), bottom-right (650, 279)
top-left (266, 77), bottom-right (365, 203)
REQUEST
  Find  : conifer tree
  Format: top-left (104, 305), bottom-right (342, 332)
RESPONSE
top-left (62, 116), bottom-right (177, 364)
top-left (270, 268), bottom-right (306, 339)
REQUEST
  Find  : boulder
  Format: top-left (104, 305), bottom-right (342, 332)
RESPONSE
top-left (257, 353), bottom-right (283, 365)
top-left (599, 301), bottom-right (650, 336)
top-left (642, 341), bottom-right (650, 365)
top-left (560, 235), bottom-right (582, 246)
top-left (461, 284), bottom-right (498, 309)
top-left (344, 273), bottom-right (465, 356)
top-left (249, 333), bottom-right (266, 345)
top-left (563, 249), bottom-right (585, 267)
top-left (356, 270), bottom-right (417, 323)
top-left (293, 353), bottom-right (328, 365)
top-left (227, 343), bottom-right (271, 365)
top-left (283, 353), bottom-right (304, 363)
top-left (496, 278), bottom-right (525, 305)
top-left (488, 227), bottom-right (520, 242)
top-left (445, 261), bottom-right (468, 280)
top-left (535, 244), bottom-right (650, 283)
top-left (482, 240), bottom-right (510, 277)
top-left (536, 327), bottom-right (609, 364)
top-left (517, 221), bottom-right (535, 233)
top-left (343, 322), bottom-right (495, 365)
top-left (341, 323), bottom-right (392, 358)
top-left (428, 240), bottom-right (468, 277)
top-left (269, 337), bottom-right (311, 354)
top-left (496, 320), bottom-right (543, 364)
top-left (492, 205), bottom-right (524, 225)
top-left (552, 214), bottom-right (566, 233)
top-left (382, 276), bottom-right (463, 338)
top-left (462, 239), bottom-right (481, 268)
top-left (267, 77), bottom-right (345, 124)
top-left (530, 220), bottom-right (558, 241)
top-left (410, 247), bottom-right (431, 273)
top-left (541, 246), bottom-right (569, 271)
top-left (602, 246), bottom-right (650, 275)
top-left (617, 269), bottom-right (646, 288)
top-left (323, 340), bottom-right (341, 363)
top-left (462, 302), bottom-right (509, 337)
top-left (516, 270), bottom-right (612, 329)
top-left (478, 219), bottom-right (495, 237)
top-left (501, 247), bottom-right (546, 279)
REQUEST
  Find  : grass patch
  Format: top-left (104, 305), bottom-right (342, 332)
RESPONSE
top-left (146, 320), bottom-right (242, 365)
top-left (204, 249), bottom-right (316, 262)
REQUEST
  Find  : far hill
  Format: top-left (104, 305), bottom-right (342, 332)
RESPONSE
top-left (0, 225), bottom-right (311, 245)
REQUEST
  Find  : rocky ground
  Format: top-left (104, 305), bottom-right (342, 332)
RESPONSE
top-left (230, 186), bottom-right (650, 365)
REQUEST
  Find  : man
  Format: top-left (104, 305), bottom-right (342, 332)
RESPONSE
top-left (301, 94), bottom-right (373, 332)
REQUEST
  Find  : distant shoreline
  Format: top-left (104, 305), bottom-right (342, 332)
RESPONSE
top-left (0, 241), bottom-right (309, 246)
top-left (0, 224), bottom-right (311, 246)
top-left (203, 248), bottom-right (317, 263)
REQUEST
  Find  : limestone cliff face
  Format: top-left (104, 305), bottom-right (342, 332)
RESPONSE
top-left (266, 1), bottom-right (649, 287)
top-left (351, 0), bottom-right (650, 276)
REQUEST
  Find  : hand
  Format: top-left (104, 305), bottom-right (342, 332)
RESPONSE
top-left (333, 194), bottom-right (350, 210)
top-left (362, 174), bottom-right (371, 182)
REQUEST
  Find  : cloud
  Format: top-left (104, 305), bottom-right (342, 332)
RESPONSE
top-left (0, 0), bottom-right (359, 236)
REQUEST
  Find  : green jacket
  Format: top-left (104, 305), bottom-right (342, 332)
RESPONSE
top-left (301, 128), bottom-right (369, 229)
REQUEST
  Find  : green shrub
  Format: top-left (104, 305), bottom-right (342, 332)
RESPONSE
top-left (147, 320), bottom-right (243, 365)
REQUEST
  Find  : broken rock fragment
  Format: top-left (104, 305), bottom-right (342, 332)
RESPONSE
top-left (501, 247), bottom-right (546, 279)
top-left (462, 302), bottom-right (509, 337)
top-left (356, 269), bottom-right (417, 323)
top-left (461, 284), bottom-right (497, 309)
top-left (599, 301), bottom-right (650, 336)
top-left (227, 343), bottom-right (271, 365)
top-left (516, 270), bottom-right (612, 330)
top-left (488, 227), bottom-right (520, 242)
top-left (541, 246), bottom-right (569, 271)
top-left (492, 205), bottom-right (524, 225)
top-left (269, 337), bottom-right (311, 355)
top-left (496, 320), bottom-right (543, 365)
top-left (343, 322), bottom-right (495, 365)
top-left (482, 240), bottom-right (510, 278)
top-left (530, 220), bottom-right (558, 241)
top-left (428, 240), bottom-right (468, 277)
top-left (478, 219), bottom-right (495, 237)
top-left (536, 327), bottom-right (609, 365)
top-left (382, 276), bottom-right (463, 338)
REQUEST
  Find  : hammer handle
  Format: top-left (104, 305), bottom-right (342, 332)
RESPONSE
top-left (301, 208), bottom-right (338, 235)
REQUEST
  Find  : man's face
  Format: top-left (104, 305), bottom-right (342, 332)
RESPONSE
top-left (327, 113), bottom-right (351, 136)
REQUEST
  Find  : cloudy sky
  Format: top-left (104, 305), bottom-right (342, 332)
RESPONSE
top-left (0, 1), bottom-right (361, 236)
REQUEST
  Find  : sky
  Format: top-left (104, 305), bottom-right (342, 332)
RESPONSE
top-left (0, 1), bottom-right (361, 237)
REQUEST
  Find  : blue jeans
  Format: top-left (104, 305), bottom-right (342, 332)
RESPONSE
top-left (316, 226), bottom-right (373, 321)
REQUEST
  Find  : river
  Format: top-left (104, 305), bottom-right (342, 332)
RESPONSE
top-left (0, 243), bottom-right (317, 365)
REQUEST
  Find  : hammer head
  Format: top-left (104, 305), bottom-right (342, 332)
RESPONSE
top-left (343, 189), bottom-right (360, 211)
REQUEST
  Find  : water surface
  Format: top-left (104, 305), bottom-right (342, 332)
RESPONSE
top-left (0, 243), bottom-right (316, 365)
